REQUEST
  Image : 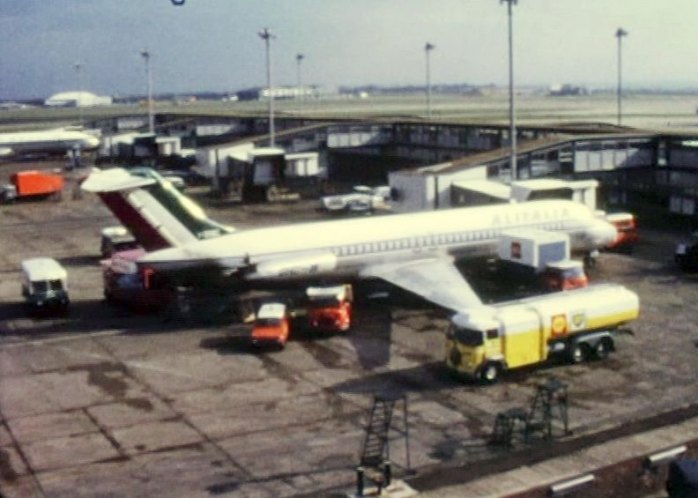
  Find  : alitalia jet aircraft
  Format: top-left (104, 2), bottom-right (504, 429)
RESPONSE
top-left (82, 167), bottom-right (617, 311)
top-left (0, 128), bottom-right (99, 156)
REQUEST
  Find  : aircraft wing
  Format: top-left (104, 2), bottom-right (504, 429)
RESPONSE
top-left (361, 258), bottom-right (482, 311)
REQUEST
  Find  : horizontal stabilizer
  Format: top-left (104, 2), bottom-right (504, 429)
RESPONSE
top-left (82, 168), bottom-right (156, 192)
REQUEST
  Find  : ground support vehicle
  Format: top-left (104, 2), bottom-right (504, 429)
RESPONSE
top-left (305, 284), bottom-right (353, 332)
top-left (496, 229), bottom-right (587, 292)
top-left (250, 302), bottom-right (291, 348)
top-left (445, 284), bottom-right (639, 382)
top-left (100, 226), bottom-right (139, 258)
top-left (102, 249), bottom-right (172, 311)
top-left (1, 170), bottom-right (64, 203)
top-left (321, 185), bottom-right (392, 213)
top-left (227, 148), bottom-right (302, 203)
top-left (605, 212), bottom-right (639, 253)
top-left (540, 259), bottom-right (588, 291)
top-left (21, 257), bottom-right (69, 314)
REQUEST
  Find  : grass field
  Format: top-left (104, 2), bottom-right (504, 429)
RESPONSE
top-left (2, 91), bottom-right (698, 132)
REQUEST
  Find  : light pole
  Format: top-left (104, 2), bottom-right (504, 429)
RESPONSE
top-left (296, 53), bottom-right (304, 101)
top-left (501, 0), bottom-right (518, 182)
top-left (296, 53), bottom-right (305, 113)
top-left (615, 28), bottom-right (628, 126)
top-left (74, 62), bottom-right (83, 127)
top-left (140, 49), bottom-right (154, 134)
top-left (259, 28), bottom-right (275, 146)
top-left (425, 42), bottom-right (435, 119)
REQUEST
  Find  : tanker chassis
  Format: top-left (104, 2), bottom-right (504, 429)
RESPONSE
top-left (445, 284), bottom-right (640, 382)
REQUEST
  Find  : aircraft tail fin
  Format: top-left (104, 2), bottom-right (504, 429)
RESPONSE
top-left (82, 167), bottom-right (233, 251)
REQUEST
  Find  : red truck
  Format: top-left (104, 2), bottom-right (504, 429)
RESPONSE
top-left (306, 285), bottom-right (353, 332)
top-left (0, 170), bottom-right (64, 202)
top-left (605, 212), bottom-right (639, 253)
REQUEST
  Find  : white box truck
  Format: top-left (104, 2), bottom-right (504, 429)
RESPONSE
top-left (21, 257), bottom-right (69, 314)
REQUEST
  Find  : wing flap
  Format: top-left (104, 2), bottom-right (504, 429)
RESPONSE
top-left (362, 258), bottom-right (482, 311)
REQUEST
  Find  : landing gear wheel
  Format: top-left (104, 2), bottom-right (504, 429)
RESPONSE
top-left (480, 363), bottom-right (501, 383)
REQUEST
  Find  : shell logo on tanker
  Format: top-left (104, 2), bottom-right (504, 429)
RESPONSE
top-left (572, 312), bottom-right (586, 329)
top-left (551, 314), bottom-right (568, 336)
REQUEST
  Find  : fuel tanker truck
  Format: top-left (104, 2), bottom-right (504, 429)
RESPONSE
top-left (445, 283), bottom-right (639, 382)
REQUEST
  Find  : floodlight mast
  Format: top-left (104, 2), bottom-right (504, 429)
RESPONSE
top-left (74, 62), bottom-right (83, 127)
top-left (425, 42), bottom-right (435, 119)
top-left (259, 28), bottom-right (275, 146)
top-left (616, 28), bottom-right (628, 126)
top-left (140, 49), bottom-right (155, 134)
top-left (296, 53), bottom-right (305, 106)
top-left (501, 0), bottom-right (518, 182)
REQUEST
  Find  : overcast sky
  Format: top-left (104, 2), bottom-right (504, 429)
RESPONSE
top-left (0, 1), bottom-right (696, 100)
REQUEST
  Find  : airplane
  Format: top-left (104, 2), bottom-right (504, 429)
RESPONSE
top-left (0, 128), bottom-right (100, 156)
top-left (82, 167), bottom-right (618, 312)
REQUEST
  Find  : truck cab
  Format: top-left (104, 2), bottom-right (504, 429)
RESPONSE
top-left (446, 309), bottom-right (504, 382)
top-left (306, 285), bottom-right (353, 332)
top-left (100, 226), bottom-right (139, 258)
top-left (21, 257), bottom-right (70, 314)
top-left (251, 302), bottom-right (291, 348)
top-left (541, 259), bottom-right (588, 291)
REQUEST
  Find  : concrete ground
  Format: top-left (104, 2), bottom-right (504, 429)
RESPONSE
top-left (1, 162), bottom-right (698, 497)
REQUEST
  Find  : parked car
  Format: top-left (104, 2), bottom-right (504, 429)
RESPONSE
top-left (251, 302), bottom-right (291, 348)
top-left (321, 185), bottom-right (392, 213)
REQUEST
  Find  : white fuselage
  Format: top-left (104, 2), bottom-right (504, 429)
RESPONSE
top-left (0, 129), bottom-right (100, 154)
top-left (140, 199), bottom-right (617, 282)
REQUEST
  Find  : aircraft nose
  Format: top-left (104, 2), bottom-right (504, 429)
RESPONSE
top-left (588, 220), bottom-right (618, 247)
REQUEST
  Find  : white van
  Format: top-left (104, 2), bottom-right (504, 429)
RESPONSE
top-left (21, 258), bottom-right (70, 313)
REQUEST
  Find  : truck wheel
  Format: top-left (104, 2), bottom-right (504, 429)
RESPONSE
top-left (480, 363), bottom-right (501, 383)
top-left (266, 186), bottom-right (279, 202)
top-left (594, 338), bottom-right (613, 360)
top-left (569, 343), bottom-right (590, 364)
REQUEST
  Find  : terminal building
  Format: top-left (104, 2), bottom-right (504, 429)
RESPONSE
top-left (92, 111), bottom-right (698, 219)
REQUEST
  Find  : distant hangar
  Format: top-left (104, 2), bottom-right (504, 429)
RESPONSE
top-left (45, 91), bottom-right (113, 107)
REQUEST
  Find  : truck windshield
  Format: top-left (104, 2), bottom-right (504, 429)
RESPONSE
top-left (309, 298), bottom-right (340, 308)
top-left (563, 266), bottom-right (585, 279)
top-left (255, 318), bottom-right (282, 327)
top-left (453, 327), bottom-right (484, 347)
top-left (32, 280), bottom-right (64, 293)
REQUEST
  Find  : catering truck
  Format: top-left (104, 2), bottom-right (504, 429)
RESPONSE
top-left (497, 229), bottom-right (588, 292)
top-left (445, 284), bottom-right (639, 382)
